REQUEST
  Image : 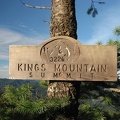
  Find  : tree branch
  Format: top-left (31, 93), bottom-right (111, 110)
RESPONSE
top-left (20, 0), bottom-right (51, 10)
top-left (43, 20), bottom-right (50, 24)
top-left (92, 0), bottom-right (105, 4)
top-left (87, 0), bottom-right (105, 17)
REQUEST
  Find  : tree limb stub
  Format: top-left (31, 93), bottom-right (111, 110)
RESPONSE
top-left (43, 20), bottom-right (50, 24)
top-left (20, 0), bottom-right (51, 10)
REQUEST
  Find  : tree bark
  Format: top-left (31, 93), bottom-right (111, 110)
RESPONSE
top-left (47, 0), bottom-right (80, 119)
top-left (50, 0), bottom-right (77, 39)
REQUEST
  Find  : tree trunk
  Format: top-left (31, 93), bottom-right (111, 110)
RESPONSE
top-left (47, 0), bottom-right (80, 119)
top-left (50, 0), bottom-right (77, 39)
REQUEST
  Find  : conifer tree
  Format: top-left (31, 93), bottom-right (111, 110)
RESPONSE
top-left (20, 0), bottom-right (105, 119)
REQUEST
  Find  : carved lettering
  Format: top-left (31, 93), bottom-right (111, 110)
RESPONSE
top-left (50, 56), bottom-right (64, 62)
top-left (77, 64), bottom-right (82, 72)
top-left (50, 57), bottom-right (53, 62)
top-left (53, 73), bottom-right (59, 78)
top-left (18, 63), bottom-right (107, 74)
top-left (70, 64), bottom-right (75, 72)
top-left (16, 63), bottom-right (108, 81)
top-left (79, 73), bottom-right (81, 78)
top-left (29, 72), bottom-right (33, 77)
top-left (101, 65), bottom-right (107, 72)
top-left (17, 63), bottom-right (47, 72)
top-left (91, 73), bottom-right (94, 79)
top-left (62, 64), bottom-right (67, 71)
top-left (41, 73), bottom-right (45, 78)
top-left (41, 64), bottom-right (46, 71)
top-left (54, 56), bottom-right (57, 62)
top-left (97, 65), bottom-right (100, 72)
top-left (54, 64), bottom-right (61, 72)
top-left (90, 65), bottom-right (96, 72)
top-left (34, 64), bottom-right (39, 71)
top-left (54, 64), bottom-right (107, 73)
top-left (18, 64), bottom-right (22, 71)
top-left (28, 64), bottom-right (33, 71)
top-left (84, 64), bottom-right (89, 72)
top-left (24, 64), bottom-right (26, 71)
top-left (66, 73), bottom-right (71, 78)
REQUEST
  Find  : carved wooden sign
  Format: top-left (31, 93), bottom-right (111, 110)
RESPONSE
top-left (9, 36), bottom-right (117, 81)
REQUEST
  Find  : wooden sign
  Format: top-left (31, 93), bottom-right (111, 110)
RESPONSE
top-left (9, 36), bottom-right (117, 81)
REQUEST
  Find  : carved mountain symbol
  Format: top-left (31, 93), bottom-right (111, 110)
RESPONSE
top-left (40, 39), bottom-right (80, 63)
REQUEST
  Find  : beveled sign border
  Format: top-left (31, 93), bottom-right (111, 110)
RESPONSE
top-left (9, 36), bottom-right (117, 81)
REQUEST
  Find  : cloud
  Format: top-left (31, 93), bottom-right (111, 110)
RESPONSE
top-left (18, 24), bottom-right (28, 28)
top-left (0, 27), bottom-right (49, 60)
top-left (18, 23), bottom-right (38, 33)
top-left (0, 27), bottom-right (49, 78)
top-left (0, 28), bottom-right (21, 44)
top-left (87, 2), bottom-right (120, 44)
top-left (0, 65), bottom-right (9, 78)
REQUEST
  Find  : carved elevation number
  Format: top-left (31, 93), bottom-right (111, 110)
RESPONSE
top-left (50, 56), bottom-right (64, 62)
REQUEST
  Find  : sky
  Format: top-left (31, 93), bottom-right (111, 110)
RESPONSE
top-left (0, 0), bottom-right (120, 78)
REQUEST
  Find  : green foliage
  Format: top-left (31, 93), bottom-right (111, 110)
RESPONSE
top-left (3, 84), bottom-right (32, 103)
top-left (114, 26), bottom-right (120, 36)
top-left (0, 84), bottom-right (70, 120)
top-left (0, 82), bottom-right (120, 120)
top-left (0, 79), bottom-right (47, 98)
top-left (104, 97), bottom-right (111, 104)
top-left (96, 40), bottom-right (103, 45)
top-left (79, 104), bottom-right (105, 120)
top-left (79, 102), bottom-right (120, 120)
top-left (107, 39), bottom-right (120, 60)
top-left (107, 26), bottom-right (120, 52)
top-left (87, 0), bottom-right (105, 17)
top-left (96, 26), bottom-right (120, 60)
top-left (107, 39), bottom-right (120, 46)
top-left (78, 82), bottom-right (120, 120)
top-left (39, 80), bottom-right (49, 88)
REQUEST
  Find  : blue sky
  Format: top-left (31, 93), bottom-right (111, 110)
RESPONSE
top-left (0, 0), bottom-right (120, 78)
